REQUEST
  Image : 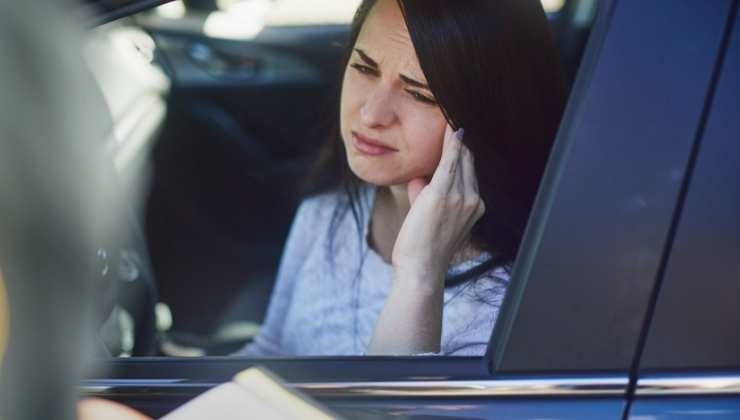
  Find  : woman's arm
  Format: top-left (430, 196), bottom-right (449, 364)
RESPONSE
top-left (367, 267), bottom-right (445, 354)
top-left (368, 126), bottom-right (484, 355)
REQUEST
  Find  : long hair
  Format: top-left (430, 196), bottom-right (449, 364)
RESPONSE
top-left (306, 0), bottom-right (566, 287)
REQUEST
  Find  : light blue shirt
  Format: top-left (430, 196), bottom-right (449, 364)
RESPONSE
top-left (237, 185), bottom-right (509, 356)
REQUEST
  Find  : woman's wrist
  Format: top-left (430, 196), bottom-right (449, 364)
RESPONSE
top-left (368, 267), bottom-right (445, 355)
top-left (392, 264), bottom-right (447, 296)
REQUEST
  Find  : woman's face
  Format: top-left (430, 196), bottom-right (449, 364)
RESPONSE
top-left (340, 0), bottom-right (447, 187)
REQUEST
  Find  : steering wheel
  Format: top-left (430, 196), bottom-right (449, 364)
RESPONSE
top-left (94, 243), bottom-right (159, 357)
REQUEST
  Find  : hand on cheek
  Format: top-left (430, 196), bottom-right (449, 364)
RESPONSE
top-left (370, 124), bottom-right (480, 355)
top-left (393, 123), bottom-right (485, 280)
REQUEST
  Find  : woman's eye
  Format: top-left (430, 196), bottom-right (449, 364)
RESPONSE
top-left (350, 63), bottom-right (377, 76)
top-left (406, 89), bottom-right (437, 105)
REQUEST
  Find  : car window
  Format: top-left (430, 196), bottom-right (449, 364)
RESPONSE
top-left (87, 0), bottom-right (600, 359)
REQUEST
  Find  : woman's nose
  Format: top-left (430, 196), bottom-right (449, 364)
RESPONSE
top-left (360, 83), bottom-right (397, 128)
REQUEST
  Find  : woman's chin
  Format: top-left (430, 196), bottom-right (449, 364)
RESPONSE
top-left (353, 172), bottom-right (398, 187)
top-left (348, 166), bottom-right (416, 188)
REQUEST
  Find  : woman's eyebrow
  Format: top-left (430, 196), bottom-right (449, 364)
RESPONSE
top-left (354, 48), bottom-right (430, 91)
top-left (354, 48), bottom-right (378, 68)
top-left (399, 74), bottom-right (430, 91)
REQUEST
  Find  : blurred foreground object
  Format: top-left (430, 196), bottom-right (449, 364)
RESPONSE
top-left (0, 271), bottom-right (7, 364)
top-left (78, 398), bottom-right (152, 420)
top-left (0, 1), bottom-right (118, 419)
top-left (161, 367), bottom-right (341, 420)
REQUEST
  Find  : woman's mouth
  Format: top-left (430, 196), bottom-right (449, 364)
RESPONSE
top-left (352, 131), bottom-right (398, 156)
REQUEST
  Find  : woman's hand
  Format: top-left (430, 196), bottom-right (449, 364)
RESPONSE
top-left (392, 125), bottom-right (485, 286)
top-left (367, 125), bottom-right (484, 355)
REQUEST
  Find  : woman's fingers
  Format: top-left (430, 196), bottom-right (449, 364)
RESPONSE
top-left (425, 124), bottom-right (484, 223)
top-left (457, 134), bottom-right (485, 223)
top-left (430, 125), bottom-right (463, 190)
top-left (461, 144), bottom-right (480, 195)
top-left (448, 128), bottom-right (464, 176)
top-left (393, 125), bottom-right (484, 274)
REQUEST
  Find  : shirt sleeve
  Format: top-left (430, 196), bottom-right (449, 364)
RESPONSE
top-left (234, 198), bottom-right (319, 356)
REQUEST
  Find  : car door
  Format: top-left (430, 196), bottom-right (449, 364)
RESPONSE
top-left (82, 1), bottom-right (735, 418)
top-left (627, 4), bottom-right (740, 417)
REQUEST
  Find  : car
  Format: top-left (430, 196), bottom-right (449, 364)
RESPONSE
top-left (8, 0), bottom-right (740, 418)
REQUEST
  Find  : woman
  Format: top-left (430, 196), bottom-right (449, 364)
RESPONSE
top-left (238, 0), bottom-right (565, 356)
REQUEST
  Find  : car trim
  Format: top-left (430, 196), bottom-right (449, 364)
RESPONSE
top-left (81, 376), bottom-right (628, 398)
top-left (636, 374), bottom-right (740, 397)
top-left (293, 377), bottom-right (628, 398)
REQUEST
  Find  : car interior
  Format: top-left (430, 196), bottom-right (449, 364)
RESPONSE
top-left (85, 0), bottom-right (599, 357)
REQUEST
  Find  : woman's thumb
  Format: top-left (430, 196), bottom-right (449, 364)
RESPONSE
top-left (407, 177), bottom-right (428, 205)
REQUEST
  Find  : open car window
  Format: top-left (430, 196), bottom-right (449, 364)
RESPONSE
top-left (84, 0), bottom-right (602, 360)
